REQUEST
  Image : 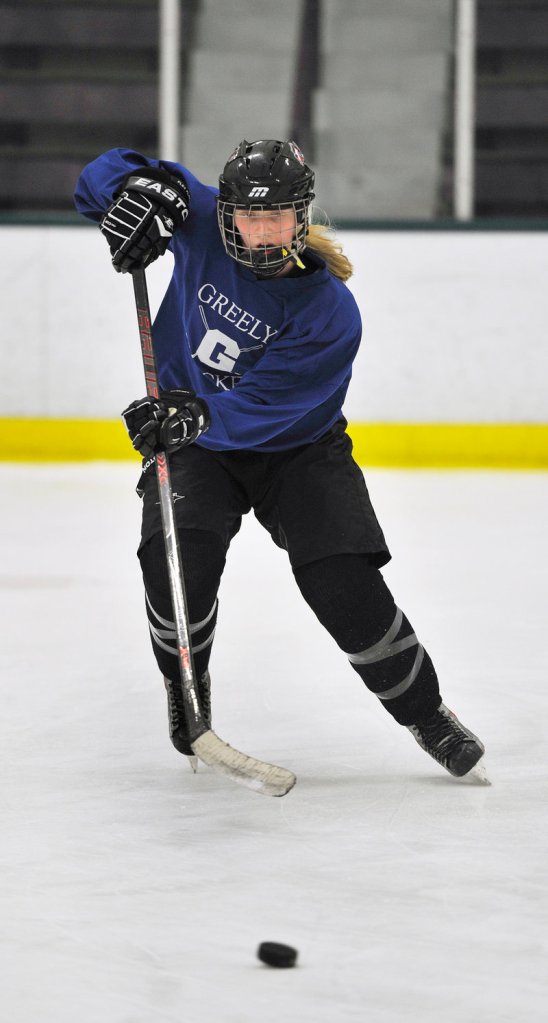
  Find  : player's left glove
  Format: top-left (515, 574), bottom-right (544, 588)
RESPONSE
top-left (100, 167), bottom-right (190, 273)
top-left (122, 390), bottom-right (210, 459)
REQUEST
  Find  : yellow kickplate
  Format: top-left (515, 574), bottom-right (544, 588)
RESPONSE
top-left (1, 419), bottom-right (547, 468)
top-left (347, 422), bottom-right (548, 470)
top-left (0, 418), bottom-right (138, 462)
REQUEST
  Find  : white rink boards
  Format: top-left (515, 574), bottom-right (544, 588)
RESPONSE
top-left (2, 227), bottom-right (548, 423)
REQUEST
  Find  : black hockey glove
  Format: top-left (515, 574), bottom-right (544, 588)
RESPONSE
top-left (121, 390), bottom-right (210, 459)
top-left (100, 167), bottom-right (190, 273)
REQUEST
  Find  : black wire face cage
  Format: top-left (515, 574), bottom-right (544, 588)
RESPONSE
top-left (217, 198), bottom-right (311, 277)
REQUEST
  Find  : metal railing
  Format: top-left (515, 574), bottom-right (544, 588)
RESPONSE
top-left (289, 0), bottom-right (321, 162)
top-left (454, 0), bottom-right (477, 219)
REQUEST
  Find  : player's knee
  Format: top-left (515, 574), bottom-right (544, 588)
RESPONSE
top-left (139, 528), bottom-right (226, 606)
top-left (294, 553), bottom-right (397, 646)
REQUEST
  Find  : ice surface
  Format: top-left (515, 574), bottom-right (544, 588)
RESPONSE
top-left (1, 465), bottom-right (547, 1022)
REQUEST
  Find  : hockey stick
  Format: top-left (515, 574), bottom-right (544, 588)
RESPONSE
top-left (131, 268), bottom-right (296, 797)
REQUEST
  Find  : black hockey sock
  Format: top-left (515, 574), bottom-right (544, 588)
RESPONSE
top-left (293, 554), bottom-right (441, 725)
top-left (138, 528), bottom-right (226, 681)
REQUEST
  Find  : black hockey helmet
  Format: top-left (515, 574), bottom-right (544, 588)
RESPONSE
top-left (217, 139), bottom-right (315, 276)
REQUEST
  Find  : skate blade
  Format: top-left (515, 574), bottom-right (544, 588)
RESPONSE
top-left (462, 755), bottom-right (491, 786)
top-left (186, 755), bottom-right (199, 774)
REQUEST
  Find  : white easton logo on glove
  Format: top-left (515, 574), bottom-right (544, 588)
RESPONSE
top-left (132, 177), bottom-right (188, 214)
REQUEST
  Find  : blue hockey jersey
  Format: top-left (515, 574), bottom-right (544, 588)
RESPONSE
top-left (74, 148), bottom-right (363, 452)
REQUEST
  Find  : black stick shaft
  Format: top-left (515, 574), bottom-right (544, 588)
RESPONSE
top-left (131, 268), bottom-right (204, 741)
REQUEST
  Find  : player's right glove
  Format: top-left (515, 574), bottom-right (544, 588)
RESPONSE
top-left (100, 167), bottom-right (190, 273)
top-left (121, 390), bottom-right (210, 459)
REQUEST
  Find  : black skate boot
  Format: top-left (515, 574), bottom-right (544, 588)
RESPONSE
top-left (164, 670), bottom-right (212, 770)
top-left (407, 702), bottom-right (489, 783)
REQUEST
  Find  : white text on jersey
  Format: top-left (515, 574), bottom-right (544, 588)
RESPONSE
top-left (197, 283), bottom-right (278, 345)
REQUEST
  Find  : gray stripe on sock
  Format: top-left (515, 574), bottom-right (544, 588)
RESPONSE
top-left (191, 626), bottom-right (216, 654)
top-left (146, 592), bottom-right (175, 629)
top-left (149, 621), bottom-right (216, 657)
top-left (149, 621), bottom-right (176, 642)
top-left (149, 625), bottom-right (178, 657)
top-left (346, 608), bottom-right (404, 665)
top-left (376, 645), bottom-right (425, 701)
top-left (146, 592), bottom-right (217, 636)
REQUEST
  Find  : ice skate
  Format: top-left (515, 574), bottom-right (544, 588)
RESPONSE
top-left (163, 670), bottom-right (211, 772)
top-left (407, 702), bottom-right (490, 784)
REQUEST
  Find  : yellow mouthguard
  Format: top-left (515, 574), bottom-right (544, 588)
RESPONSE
top-left (282, 247), bottom-right (305, 270)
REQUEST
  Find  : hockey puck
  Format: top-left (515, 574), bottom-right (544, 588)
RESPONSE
top-left (257, 942), bottom-right (298, 968)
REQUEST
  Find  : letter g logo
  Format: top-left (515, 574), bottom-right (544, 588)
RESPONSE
top-left (195, 329), bottom-right (241, 372)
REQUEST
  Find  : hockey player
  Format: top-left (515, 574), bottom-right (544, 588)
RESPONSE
top-left (74, 139), bottom-right (488, 784)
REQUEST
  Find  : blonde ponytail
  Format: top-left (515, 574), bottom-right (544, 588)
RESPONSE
top-left (305, 222), bottom-right (353, 282)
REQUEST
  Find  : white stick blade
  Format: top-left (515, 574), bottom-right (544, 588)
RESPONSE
top-left (191, 730), bottom-right (296, 797)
